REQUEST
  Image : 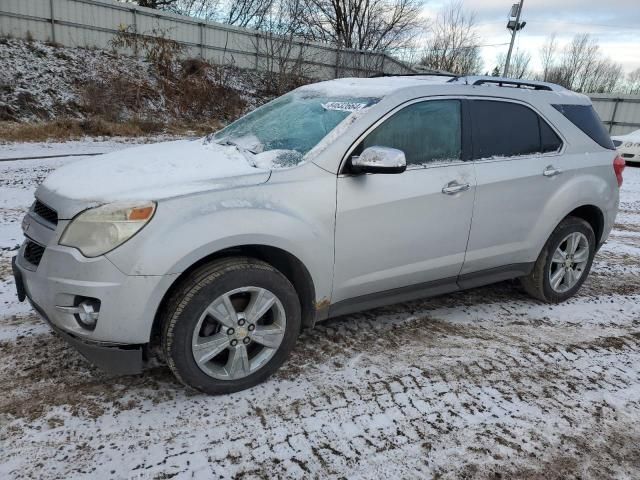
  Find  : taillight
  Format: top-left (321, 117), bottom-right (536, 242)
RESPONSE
top-left (613, 154), bottom-right (625, 187)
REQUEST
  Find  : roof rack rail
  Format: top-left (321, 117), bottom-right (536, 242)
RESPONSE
top-left (448, 76), bottom-right (566, 91)
top-left (369, 72), bottom-right (458, 79)
top-left (471, 78), bottom-right (553, 91)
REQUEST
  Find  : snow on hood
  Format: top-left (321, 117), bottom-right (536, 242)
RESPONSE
top-left (39, 139), bottom-right (270, 203)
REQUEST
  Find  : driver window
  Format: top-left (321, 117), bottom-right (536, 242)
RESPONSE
top-left (354, 100), bottom-right (462, 166)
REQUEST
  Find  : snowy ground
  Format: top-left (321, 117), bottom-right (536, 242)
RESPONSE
top-left (0, 142), bottom-right (639, 479)
top-left (0, 138), bottom-right (146, 160)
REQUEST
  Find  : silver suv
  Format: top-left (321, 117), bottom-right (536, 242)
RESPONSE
top-left (13, 75), bottom-right (624, 394)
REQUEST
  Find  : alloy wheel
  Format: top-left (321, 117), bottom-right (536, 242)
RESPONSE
top-left (191, 286), bottom-right (286, 380)
top-left (548, 232), bottom-right (590, 293)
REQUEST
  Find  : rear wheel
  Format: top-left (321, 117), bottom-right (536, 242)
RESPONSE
top-left (521, 216), bottom-right (596, 303)
top-left (161, 257), bottom-right (301, 394)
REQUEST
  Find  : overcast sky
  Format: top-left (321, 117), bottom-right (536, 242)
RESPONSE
top-left (421, 0), bottom-right (640, 74)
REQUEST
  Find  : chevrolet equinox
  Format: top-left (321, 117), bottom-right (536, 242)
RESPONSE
top-left (13, 75), bottom-right (624, 394)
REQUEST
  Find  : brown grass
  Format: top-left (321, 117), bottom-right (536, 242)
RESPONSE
top-left (2, 35), bottom-right (250, 142)
top-left (0, 118), bottom-right (221, 143)
top-left (77, 61), bottom-right (246, 124)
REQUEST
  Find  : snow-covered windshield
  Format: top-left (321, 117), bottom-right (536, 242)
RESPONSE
top-left (208, 91), bottom-right (380, 167)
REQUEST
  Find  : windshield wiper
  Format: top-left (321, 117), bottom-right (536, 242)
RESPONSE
top-left (216, 139), bottom-right (258, 167)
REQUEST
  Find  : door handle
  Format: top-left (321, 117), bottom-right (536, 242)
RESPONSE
top-left (543, 165), bottom-right (562, 177)
top-left (442, 181), bottom-right (470, 195)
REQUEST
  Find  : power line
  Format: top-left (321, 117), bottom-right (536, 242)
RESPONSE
top-left (399, 41), bottom-right (510, 52)
top-left (475, 21), bottom-right (509, 26)
top-left (530, 20), bottom-right (640, 31)
top-left (479, 19), bottom-right (640, 32)
top-left (476, 42), bottom-right (511, 48)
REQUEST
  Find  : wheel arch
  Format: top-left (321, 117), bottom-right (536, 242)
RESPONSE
top-left (150, 244), bottom-right (318, 344)
top-left (530, 202), bottom-right (607, 269)
top-left (566, 204), bottom-right (605, 245)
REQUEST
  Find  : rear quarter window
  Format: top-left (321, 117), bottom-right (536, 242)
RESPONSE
top-left (552, 104), bottom-right (614, 150)
top-left (540, 119), bottom-right (562, 153)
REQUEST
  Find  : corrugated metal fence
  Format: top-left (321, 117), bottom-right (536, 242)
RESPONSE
top-left (590, 94), bottom-right (640, 136)
top-left (3, 1), bottom-right (638, 133)
top-left (0, 0), bottom-right (415, 79)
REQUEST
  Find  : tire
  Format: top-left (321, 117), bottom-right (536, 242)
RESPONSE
top-left (521, 216), bottom-right (596, 303)
top-left (161, 257), bottom-right (301, 395)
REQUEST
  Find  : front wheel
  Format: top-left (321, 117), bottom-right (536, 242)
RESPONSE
top-left (161, 257), bottom-right (301, 395)
top-left (521, 216), bottom-right (596, 303)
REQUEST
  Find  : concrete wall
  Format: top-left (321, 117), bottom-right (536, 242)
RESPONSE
top-left (0, 0), bottom-right (415, 79)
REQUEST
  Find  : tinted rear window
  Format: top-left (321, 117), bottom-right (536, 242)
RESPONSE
top-left (552, 104), bottom-right (614, 150)
top-left (471, 100), bottom-right (545, 159)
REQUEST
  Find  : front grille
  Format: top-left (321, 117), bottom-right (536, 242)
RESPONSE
top-left (32, 200), bottom-right (58, 225)
top-left (622, 153), bottom-right (636, 159)
top-left (24, 240), bottom-right (45, 266)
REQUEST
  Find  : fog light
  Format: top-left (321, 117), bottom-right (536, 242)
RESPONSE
top-left (55, 298), bottom-right (100, 330)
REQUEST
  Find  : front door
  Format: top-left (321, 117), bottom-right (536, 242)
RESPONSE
top-left (332, 99), bottom-right (476, 309)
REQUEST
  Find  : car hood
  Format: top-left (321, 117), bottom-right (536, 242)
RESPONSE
top-left (612, 129), bottom-right (640, 142)
top-left (613, 130), bottom-right (640, 147)
top-left (36, 139), bottom-right (271, 219)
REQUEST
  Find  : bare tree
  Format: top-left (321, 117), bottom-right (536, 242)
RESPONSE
top-left (253, 0), bottom-right (315, 94)
top-left (584, 58), bottom-right (623, 93)
top-left (179, 0), bottom-right (221, 19)
top-left (225, 0), bottom-right (274, 28)
top-left (538, 34), bottom-right (623, 93)
top-left (304, 0), bottom-right (424, 52)
top-left (539, 33), bottom-right (557, 82)
top-left (627, 68), bottom-right (640, 95)
top-left (562, 34), bottom-right (598, 90)
top-left (122, 0), bottom-right (220, 18)
top-left (495, 48), bottom-right (531, 79)
top-left (419, 1), bottom-right (482, 75)
top-left (127, 0), bottom-right (177, 8)
top-left (122, 0), bottom-right (423, 58)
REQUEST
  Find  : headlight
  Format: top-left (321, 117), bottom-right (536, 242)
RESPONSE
top-left (60, 202), bottom-right (156, 257)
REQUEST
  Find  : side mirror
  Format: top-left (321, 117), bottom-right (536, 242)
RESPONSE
top-left (350, 146), bottom-right (407, 174)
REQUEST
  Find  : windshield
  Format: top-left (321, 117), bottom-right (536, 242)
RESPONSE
top-left (208, 90), bottom-right (380, 167)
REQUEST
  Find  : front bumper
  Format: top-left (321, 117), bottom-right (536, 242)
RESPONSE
top-left (25, 291), bottom-right (143, 375)
top-left (13, 240), bottom-right (178, 373)
top-left (13, 257), bottom-right (143, 374)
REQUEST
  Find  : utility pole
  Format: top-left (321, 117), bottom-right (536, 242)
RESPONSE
top-left (503, 0), bottom-right (526, 77)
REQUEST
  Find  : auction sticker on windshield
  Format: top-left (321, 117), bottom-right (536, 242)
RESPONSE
top-left (321, 102), bottom-right (369, 112)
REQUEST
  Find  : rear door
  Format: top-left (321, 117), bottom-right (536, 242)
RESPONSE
top-left (460, 98), bottom-right (565, 281)
top-left (332, 98), bottom-right (476, 307)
